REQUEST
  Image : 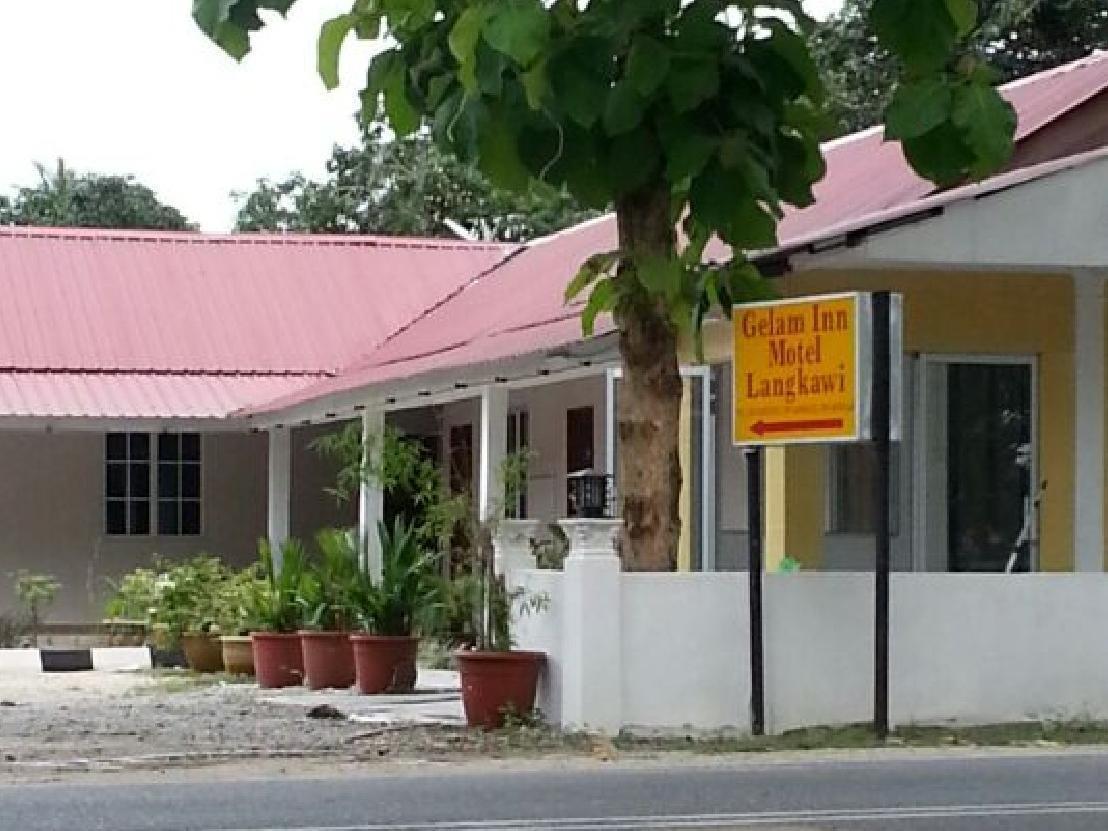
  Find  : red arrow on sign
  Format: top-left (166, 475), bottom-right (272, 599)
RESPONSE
top-left (751, 418), bottom-right (844, 436)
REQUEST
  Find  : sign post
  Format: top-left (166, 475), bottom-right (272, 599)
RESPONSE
top-left (733, 292), bottom-right (900, 739)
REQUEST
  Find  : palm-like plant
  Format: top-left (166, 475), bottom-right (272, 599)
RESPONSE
top-left (249, 538), bottom-right (309, 633)
top-left (298, 529), bottom-right (361, 631)
top-left (350, 518), bottom-right (441, 636)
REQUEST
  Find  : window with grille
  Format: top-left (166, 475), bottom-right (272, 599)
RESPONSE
top-left (106, 432), bottom-right (201, 536)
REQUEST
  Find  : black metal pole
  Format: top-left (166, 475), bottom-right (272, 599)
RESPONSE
top-left (872, 292), bottom-right (892, 741)
top-left (745, 447), bottom-right (765, 736)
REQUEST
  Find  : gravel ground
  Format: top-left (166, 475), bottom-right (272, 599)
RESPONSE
top-left (0, 670), bottom-right (587, 772)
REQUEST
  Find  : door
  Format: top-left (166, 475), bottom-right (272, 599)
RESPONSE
top-left (915, 357), bottom-right (1037, 572)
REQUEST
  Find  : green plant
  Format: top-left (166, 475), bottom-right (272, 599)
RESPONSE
top-left (778, 555), bottom-right (802, 573)
top-left (247, 538), bottom-right (309, 633)
top-left (350, 518), bottom-right (442, 636)
top-left (104, 566), bottom-right (160, 623)
top-left (151, 556), bottom-right (232, 639)
top-left (215, 566), bottom-right (266, 636)
top-left (13, 571), bottom-right (60, 646)
top-left (0, 612), bottom-right (26, 648)
top-left (533, 523), bottom-right (569, 570)
top-left (298, 528), bottom-right (361, 631)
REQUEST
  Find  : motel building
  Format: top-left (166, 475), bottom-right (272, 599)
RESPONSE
top-left (5, 53), bottom-right (1108, 733)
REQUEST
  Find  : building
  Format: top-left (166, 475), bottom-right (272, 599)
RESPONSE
top-left (3, 53), bottom-right (1108, 622)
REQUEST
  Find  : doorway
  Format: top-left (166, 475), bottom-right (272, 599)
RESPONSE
top-left (914, 357), bottom-right (1037, 572)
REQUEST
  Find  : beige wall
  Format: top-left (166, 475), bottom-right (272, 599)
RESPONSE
top-left (0, 430), bottom-right (268, 623)
top-left (289, 421), bottom-right (358, 543)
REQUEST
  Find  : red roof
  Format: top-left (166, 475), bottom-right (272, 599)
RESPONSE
top-left (253, 53), bottom-right (1108, 417)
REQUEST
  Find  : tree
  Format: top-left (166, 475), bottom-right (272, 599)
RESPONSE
top-left (813, 0), bottom-right (1108, 135)
top-left (0, 159), bottom-right (194, 231)
top-left (236, 125), bottom-right (597, 241)
top-left (194, 0), bottom-right (1016, 571)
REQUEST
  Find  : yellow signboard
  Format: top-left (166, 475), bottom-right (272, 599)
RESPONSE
top-left (733, 293), bottom-right (866, 445)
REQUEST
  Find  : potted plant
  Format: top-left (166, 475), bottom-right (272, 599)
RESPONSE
top-left (169, 556), bottom-right (231, 673)
top-left (217, 566), bottom-right (264, 676)
top-left (348, 518), bottom-right (441, 695)
top-left (454, 453), bottom-right (548, 729)
top-left (13, 571), bottom-right (60, 648)
top-left (297, 528), bottom-right (360, 690)
top-left (248, 538), bottom-right (308, 689)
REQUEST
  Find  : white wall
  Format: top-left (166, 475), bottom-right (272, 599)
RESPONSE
top-left (515, 568), bottom-right (1108, 734)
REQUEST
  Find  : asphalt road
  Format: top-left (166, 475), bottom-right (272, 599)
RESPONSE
top-left (4, 750), bottom-right (1108, 831)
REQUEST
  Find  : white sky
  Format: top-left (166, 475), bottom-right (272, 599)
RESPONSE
top-left (0, 1), bottom-right (843, 232)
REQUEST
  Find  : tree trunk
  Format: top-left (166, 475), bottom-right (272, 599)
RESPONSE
top-left (614, 186), bottom-right (683, 572)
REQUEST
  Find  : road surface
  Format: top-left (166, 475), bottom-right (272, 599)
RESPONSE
top-left (4, 749), bottom-right (1108, 830)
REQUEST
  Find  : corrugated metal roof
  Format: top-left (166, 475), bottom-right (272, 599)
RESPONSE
top-left (0, 371), bottom-right (324, 419)
top-left (252, 53), bottom-right (1108, 417)
top-left (0, 227), bottom-right (513, 374)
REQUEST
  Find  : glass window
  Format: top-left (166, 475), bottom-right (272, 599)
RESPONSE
top-left (506, 410), bottom-right (530, 519)
top-left (827, 444), bottom-right (901, 536)
top-left (105, 432), bottom-right (201, 536)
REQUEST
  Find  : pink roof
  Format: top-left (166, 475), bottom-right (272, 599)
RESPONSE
top-left (254, 53), bottom-right (1108, 417)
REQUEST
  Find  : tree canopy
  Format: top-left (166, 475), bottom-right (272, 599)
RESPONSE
top-left (193, 0), bottom-right (1018, 570)
top-left (235, 125), bottom-right (597, 242)
top-left (0, 160), bottom-right (194, 231)
top-left (813, 0), bottom-right (1108, 135)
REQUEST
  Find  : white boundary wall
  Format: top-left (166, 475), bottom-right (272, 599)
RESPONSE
top-left (513, 552), bottom-right (1108, 734)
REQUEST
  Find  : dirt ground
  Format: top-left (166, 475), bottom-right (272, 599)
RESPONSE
top-left (0, 670), bottom-right (585, 776)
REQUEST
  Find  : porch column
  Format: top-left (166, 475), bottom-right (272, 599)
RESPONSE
top-left (478, 386), bottom-right (509, 521)
top-left (358, 408), bottom-right (386, 580)
top-left (1074, 270), bottom-right (1106, 572)
top-left (266, 428), bottom-right (291, 566)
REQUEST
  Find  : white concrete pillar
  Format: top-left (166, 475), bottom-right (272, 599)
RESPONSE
top-left (558, 518), bottom-right (623, 733)
top-left (494, 519), bottom-right (540, 576)
top-left (266, 428), bottom-right (291, 569)
top-left (478, 386), bottom-right (509, 521)
top-left (358, 408), bottom-right (386, 581)
top-left (1074, 270), bottom-right (1106, 572)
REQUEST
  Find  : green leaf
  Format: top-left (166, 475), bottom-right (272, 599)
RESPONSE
top-left (382, 62), bottom-right (421, 137)
top-left (318, 14), bottom-right (354, 90)
top-left (946, 0), bottom-right (978, 37)
top-left (603, 81), bottom-right (647, 136)
top-left (635, 255), bottom-right (682, 298)
top-left (762, 19), bottom-right (823, 102)
top-left (951, 81), bottom-right (1017, 177)
top-left (627, 36), bottom-right (671, 96)
top-left (483, 0), bottom-right (550, 67)
top-left (884, 78), bottom-right (953, 140)
top-left (663, 130), bottom-right (718, 182)
top-left (521, 58), bottom-right (550, 109)
top-left (581, 278), bottom-right (616, 336)
top-left (478, 119), bottom-right (531, 192)
top-left (565, 251), bottom-right (619, 301)
top-left (667, 59), bottom-right (720, 113)
top-left (871, 0), bottom-right (958, 73)
top-left (448, 4), bottom-right (489, 92)
top-left (901, 121), bottom-right (975, 186)
top-left (605, 128), bottom-right (661, 196)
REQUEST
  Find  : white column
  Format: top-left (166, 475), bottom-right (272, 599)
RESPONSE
top-left (478, 386), bottom-right (509, 521)
top-left (1074, 270), bottom-right (1106, 572)
top-left (558, 518), bottom-right (622, 733)
top-left (358, 408), bottom-right (386, 581)
top-left (266, 428), bottom-right (291, 569)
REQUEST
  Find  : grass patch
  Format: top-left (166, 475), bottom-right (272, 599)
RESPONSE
top-left (612, 719), bottom-right (1108, 754)
top-left (130, 668), bottom-right (255, 695)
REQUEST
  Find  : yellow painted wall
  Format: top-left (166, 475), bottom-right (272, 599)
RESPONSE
top-left (699, 270), bottom-right (1075, 572)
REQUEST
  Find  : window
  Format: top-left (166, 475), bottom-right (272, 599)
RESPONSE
top-left (105, 432), bottom-right (201, 536)
top-left (105, 433), bottom-right (151, 535)
top-left (827, 444), bottom-right (901, 536)
top-left (506, 410), bottom-right (530, 519)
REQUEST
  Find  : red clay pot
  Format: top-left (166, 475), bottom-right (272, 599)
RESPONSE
top-left (456, 650), bottom-right (546, 729)
top-left (299, 631), bottom-right (355, 690)
top-left (350, 634), bottom-right (419, 694)
top-left (251, 632), bottom-right (304, 689)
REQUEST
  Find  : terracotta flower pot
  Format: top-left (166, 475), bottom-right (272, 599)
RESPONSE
top-left (251, 632), bottom-right (304, 688)
top-left (220, 635), bottom-right (255, 676)
top-left (180, 632), bottom-right (224, 673)
top-left (350, 634), bottom-right (419, 695)
top-left (299, 631), bottom-right (355, 690)
top-left (456, 650), bottom-right (546, 729)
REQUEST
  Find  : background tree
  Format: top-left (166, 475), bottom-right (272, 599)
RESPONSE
top-left (0, 159), bottom-right (194, 231)
top-left (194, 0), bottom-right (1016, 571)
top-left (235, 125), bottom-right (597, 241)
top-left (813, 0), bottom-right (1108, 135)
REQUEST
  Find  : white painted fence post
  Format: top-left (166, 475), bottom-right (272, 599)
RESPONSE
top-left (358, 408), bottom-right (386, 581)
top-left (495, 518), bottom-right (540, 576)
top-left (558, 518), bottom-right (623, 733)
top-left (267, 427), bottom-right (291, 571)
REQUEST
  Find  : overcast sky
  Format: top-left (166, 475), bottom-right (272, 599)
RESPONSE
top-left (0, 1), bottom-right (842, 232)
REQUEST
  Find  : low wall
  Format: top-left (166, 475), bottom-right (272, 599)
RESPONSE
top-left (514, 565), bottom-right (1108, 734)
